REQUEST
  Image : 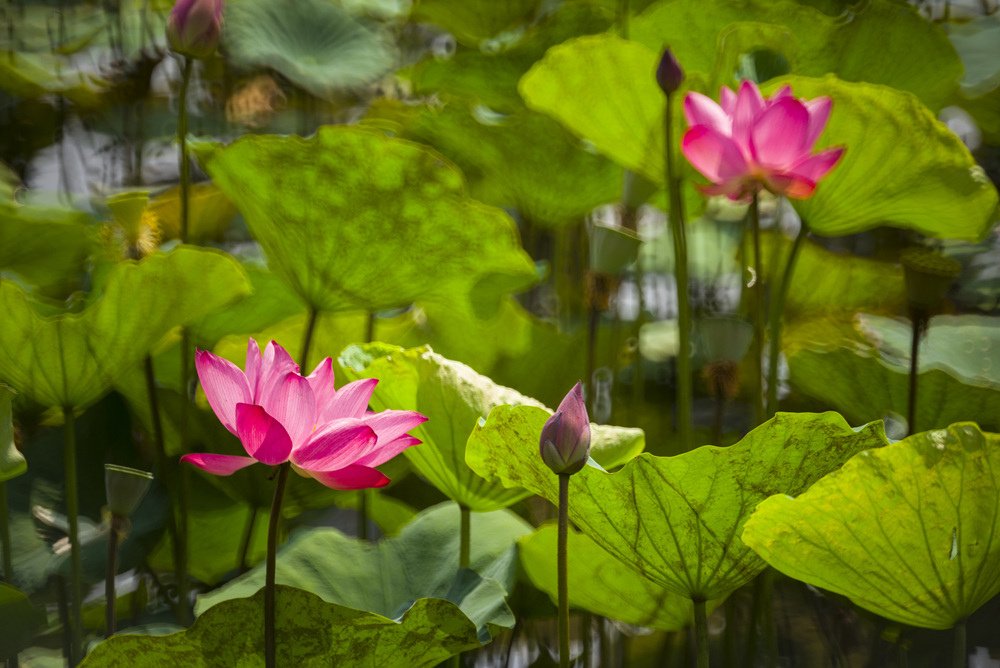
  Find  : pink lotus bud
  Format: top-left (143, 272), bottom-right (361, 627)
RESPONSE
top-left (167, 0), bottom-right (223, 59)
top-left (540, 382), bottom-right (591, 476)
top-left (656, 47), bottom-right (684, 96)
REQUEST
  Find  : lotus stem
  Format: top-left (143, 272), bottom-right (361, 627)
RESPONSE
top-left (693, 597), bottom-right (710, 668)
top-left (748, 194), bottom-right (765, 426)
top-left (665, 91), bottom-right (693, 449)
top-left (359, 310), bottom-right (376, 541)
top-left (237, 505), bottom-right (257, 574)
top-left (62, 406), bottom-right (82, 666)
top-left (558, 473), bottom-right (570, 668)
top-left (952, 620), bottom-right (966, 668)
top-left (458, 504), bottom-right (471, 569)
top-left (175, 337), bottom-right (193, 624)
top-left (300, 307), bottom-right (319, 371)
top-left (0, 481), bottom-right (12, 581)
top-left (765, 221), bottom-right (808, 416)
top-left (177, 56), bottom-right (193, 243)
top-left (907, 311), bottom-right (923, 436)
top-left (105, 515), bottom-right (125, 637)
top-left (264, 462), bottom-right (290, 668)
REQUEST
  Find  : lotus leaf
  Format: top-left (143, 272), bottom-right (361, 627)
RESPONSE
top-left (743, 423), bottom-right (1000, 630)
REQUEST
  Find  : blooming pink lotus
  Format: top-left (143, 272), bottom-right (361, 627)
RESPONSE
top-left (181, 339), bottom-right (426, 490)
top-left (681, 80), bottom-right (845, 201)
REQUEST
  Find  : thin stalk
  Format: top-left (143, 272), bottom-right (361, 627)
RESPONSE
top-left (952, 620), bottom-right (966, 668)
top-left (176, 56), bottom-right (193, 243)
top-left (458, 505), bottom-right (471, 569)
top-left (557, 474), bottom-right (570, 668)
top-left (175, 337), bottom-right (193, 624)
top-left (665, 92), bottom-right (693, 448)
top-left (62, 407), bottom-right (82, 666)
top-left (693, 597), bottom-right (709, 668)
top-left (723, 597), bottom-right (737, 668)
top-left (711, 384), bottom-right (725, 447)
top-left (907, 312), bottom-right (922, 436)
top-left (748, 194), bottom-right (765, 426)
top-left (765, 222), bottom-right (808, 416)
top-left (300, 307), bottom-right (319, 371)
top-left (617, 0), bottom-right (630, 37)
top-left (236, 506), bottom-right (258, 574)
top-left (56, 576), bottom-right (72, 665)
top-left (586, 297), bottom-right (600, 409)
top-left (264, 462), bottom-right (290, 668)
top-left (0, 481), bottom-right (12, 581)
top-left (105, 516), bottom-right (123, 637)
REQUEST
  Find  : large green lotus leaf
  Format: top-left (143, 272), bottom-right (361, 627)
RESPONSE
top-left (0, 247), bottom-right (250, 409)
top-left (0, 201), bottom-right (94, 294)
top-left (201, 127), bottom-right (537, 313)
top-left (195, 502), bottom-right (527, 639)
top-left (760, 231), bottom-right (905, 317)
top-left (743, 423), bottom-right (1000, 630)
top-left (0, 52), bottom-right (106, 107)
top-left (0, 583), bottom-right (45, 656)
top-left (945, 15), bottom-right (1000, 98)
top-left (520, 523), bottom-right (704, 631)
top-left (786, 315), bottom-right (1000, 432)
top-left (224, 0), bottom-right (396, 98)
top-left (340, 344), bottom-right (645, 511)
top-left (410, 1), bottom-right (612, 110)
top-left (467, 410), bottom-right (887, 599)
top-left (366, 99), bottom-right (623, 227)
top-left (631, 0), bottom-right (961, 109)
top-left (412, 0), bottom-right (542, 45)
top-left (80, 586), bottom-right (481, 667)
top-left (0, 385), bottom-right (25, 482)
top-left (771, 76), bottom-right (998, 241)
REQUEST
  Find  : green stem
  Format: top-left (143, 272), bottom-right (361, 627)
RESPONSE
top-left (693, 597), bottom-right (709, 668)
top-left (558, 474), bottom-right (570, 668)
top-left (177, 56), bottom-right (193, 243)
top-left (63, 407), bottom-right (82, 666)
top-left (617, 0), bottom-right (630, 38)
top-left (765, 221), bottom-right (808, 417)
top-left (236, 506), bottom-right (257, 574)
top-left (300, 307), bottom-right (319, 371)
top-left (952, 620), bottom-right (965, 668)
top-left (907, 312), bottom-right (922, 436)
top-left (0, 481), bottom-right (12, 581)
top-left (458, 505), bottom-right (470, 569)
top-left (665, 92), bottom-right (693, 449)
top-left (175, 339), bottom-right (192, 623)
top-left (264, 462), bottom-right (290, 668)
top-left (105, 516), bottom-right (122, 638)
top-left (358, 310), bottom-right (375, 540)
top-left (748, 194), bottom-right (765, 426)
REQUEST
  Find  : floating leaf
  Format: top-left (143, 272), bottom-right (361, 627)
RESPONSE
top-left (81, 586), bottom-right (481, 667)
top-left (630, 0), bottom-right (961, 109)
top-left (340, 344), bottom-right (645, 511)
top-left (0, 247), bottom-right (250, 409)
top-left (0, 386), bottom-right (25, 482)
top-left (225, 0), bottom-right (396, 97)
top-left (773, 76), bottom-right (997, 241)
top-left (520, 523), bottom-right (705, 630)
top-left (786, 314), bottom-right (1000, 432)
top-left (201, 126), bottom-right (536, 313)
top-left (743, 423), bottom-right (1000, 630)
top-left (468, 410), bottom-right (886, 599)
top-left (196, 503), bottom-right (527, 639)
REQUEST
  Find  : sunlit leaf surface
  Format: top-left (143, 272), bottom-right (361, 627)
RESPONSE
top-left (468, 410), bottom-right (886, 599)
top-left (201, 126), bottom-right (537, 313)
top-left (81, 586), bottom-right (481, 667)
top-left (743, 423), bottom-right (1000, 630)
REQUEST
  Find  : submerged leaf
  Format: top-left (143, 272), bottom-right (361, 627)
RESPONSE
top-left (201, 126), bottom-right (536, 313)
top-left (468, 410), bottom-right (886, 599)
top-left (81, 586), bottom-right (480, 667)
top-left (340, 345), bottom-right (644, 511)
top-left (743, 423), bottom-right (1000, 630)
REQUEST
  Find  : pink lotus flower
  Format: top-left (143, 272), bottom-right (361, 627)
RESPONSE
top-left (539, 382), bottom-right (591, 476)
top-left (681, 80), bottom-right (845, 201)
top-left (181, 339), bottom-right (426, 490)
top-left (166, 0), bottom-right (223, 59)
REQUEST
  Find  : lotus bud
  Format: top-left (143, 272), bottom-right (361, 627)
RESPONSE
top-left (167, 0), bottom-right (223, 60)
top-left (656, 47), bottom-right (684, 96)
top-left (901, 247), bottom-right (961, 316)
top-left (540, 382), bottom-right (591, 476)
top-left (105, 464), bottom-right (153, 518)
